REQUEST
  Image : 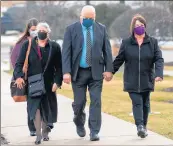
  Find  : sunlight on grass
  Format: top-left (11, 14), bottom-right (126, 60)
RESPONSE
top-left (164, 66), bottom-right (173, 71)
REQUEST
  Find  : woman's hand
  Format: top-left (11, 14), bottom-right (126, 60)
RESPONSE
top-left (155, 77), bottom-right (163, 82)
top-left (103, 72), bottom-right (113, 82)
top-left (52, 83), bottom-right (58, 92)
top-left (15, 78), bottom-right (25, 89)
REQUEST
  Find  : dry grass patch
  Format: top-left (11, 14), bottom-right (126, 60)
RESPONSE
top-left (164, 66), bottom-right (173, 71)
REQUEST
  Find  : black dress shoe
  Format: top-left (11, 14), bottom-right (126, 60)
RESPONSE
top-left (35, 135), bottom-right (42, 145)
top-left (137, 125), bottom-right (147, 138)
top-left (144, 126), bottom-right (148, 137)
top-left (90, 133), bottom-right (100, 141)
top-left (30, 131), bottom-right (36, 136)
top-left (76, 126), bottom-right (86, 137)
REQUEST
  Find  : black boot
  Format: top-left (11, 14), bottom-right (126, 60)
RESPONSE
top-left (144, 125), bottom-right (148, 137)
top-left (137, 125), bottom-right (147, 138)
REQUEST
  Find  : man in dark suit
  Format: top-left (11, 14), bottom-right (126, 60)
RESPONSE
top-left (62, 5), bottom-right (113, 141)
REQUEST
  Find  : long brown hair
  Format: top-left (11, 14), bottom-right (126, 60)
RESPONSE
top-left (16, 18), bottom-right (39, 44)
top-left (130, 14), bottom-right (146, 35)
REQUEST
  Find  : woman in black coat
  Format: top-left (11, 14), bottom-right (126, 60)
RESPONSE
top-left (14, 22), bottom-right (63, 144)
top-left (113, 14), bottom-right (164, 138)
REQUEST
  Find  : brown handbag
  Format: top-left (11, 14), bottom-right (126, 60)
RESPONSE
top-left (10, 39), bottom-right (32, 102)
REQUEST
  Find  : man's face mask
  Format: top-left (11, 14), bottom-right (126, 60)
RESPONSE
top-left (82, 18), bottom-right (94, 28)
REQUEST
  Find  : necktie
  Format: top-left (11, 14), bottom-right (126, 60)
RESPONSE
top-left (86, 28), bottom-right (92, 66)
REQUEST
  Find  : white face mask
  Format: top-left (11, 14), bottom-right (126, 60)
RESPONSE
top-left (29, 30), bottom-right (37, 38)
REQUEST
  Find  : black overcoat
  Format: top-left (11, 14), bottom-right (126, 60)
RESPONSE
top-left (14, 37), bottom-right (63, 123)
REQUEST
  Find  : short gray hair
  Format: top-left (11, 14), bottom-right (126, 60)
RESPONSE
top-left (81, 5), bottom-right (96, 15)
top-left (36, 22), bottom-right (51, 33)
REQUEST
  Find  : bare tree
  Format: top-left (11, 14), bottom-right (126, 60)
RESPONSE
top-left (86, 0), bottom-right (90, 5)
top-left (95, 3), bottom-right (131, 29)
top-left (119, 0), bottom-right (125, 4)
top-left (24, 1), bottom-right (80, 39)
top-left (109, 7), bottom-right (173, 40)
top-left (154, 1), bottom-right (173, 14)
top-left (169, 1), bottom-right (173, 14)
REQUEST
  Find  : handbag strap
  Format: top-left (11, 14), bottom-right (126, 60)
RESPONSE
top-left (22, 38), bottom-right (32, 80)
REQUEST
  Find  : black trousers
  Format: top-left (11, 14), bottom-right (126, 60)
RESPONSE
top-left (72, 67), bottom-right (103, 134)
top-left (128, 91), bottom-right (150, 127)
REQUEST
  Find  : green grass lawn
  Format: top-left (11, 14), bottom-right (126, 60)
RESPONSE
top-left (58, 72), bottom-right (173, 140)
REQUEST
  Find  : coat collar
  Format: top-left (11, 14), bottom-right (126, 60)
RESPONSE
top-left (31, 37), bottom-right (50, 57)
top-left (31, 37), bottom-right (52, 72)
top-left (130, 33), bottom-right (150, 45)
top-left (76, 21), bottom-right (97, 48)
top-left (76, 21), bottom-right (84, 48)
top-left (31, 37), bottom-right (50, 48)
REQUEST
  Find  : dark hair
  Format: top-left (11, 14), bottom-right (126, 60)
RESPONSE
top-left (16, 18), bottom-right (39, 44)
top-left (130, 14), bottom-right (146, 34)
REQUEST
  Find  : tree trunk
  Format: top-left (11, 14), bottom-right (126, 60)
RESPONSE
top-left (86, 0), bottom-right (90, 5)
top-left (119, 0), bottom-right (125, 4)
top-left (169, 1), bottom-right (173, 14)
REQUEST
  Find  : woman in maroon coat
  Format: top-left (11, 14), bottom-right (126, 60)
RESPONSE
top-left (11, 18), bottom-right (38, 68)
top-left (10, 18), bottom-right (39, 136)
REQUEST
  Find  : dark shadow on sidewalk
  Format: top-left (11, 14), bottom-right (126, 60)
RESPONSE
top-left (1, 134), bottom-right (9, 145)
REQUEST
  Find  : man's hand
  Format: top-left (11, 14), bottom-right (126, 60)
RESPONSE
top-left (52, 83), bottom-right (58, 92)
top-left (63, 73), bottom-right (71, 84)
top-left (103, 72), bottom-right (113, 82)
top-left (155, 77), bottom-right (163, 82)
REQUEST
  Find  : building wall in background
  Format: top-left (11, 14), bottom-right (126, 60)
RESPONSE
top-left (1, 1), bottom-right (26, 8)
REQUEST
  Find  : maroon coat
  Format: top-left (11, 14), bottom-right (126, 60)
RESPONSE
top-left (10, 37), bottom-right (27, 69)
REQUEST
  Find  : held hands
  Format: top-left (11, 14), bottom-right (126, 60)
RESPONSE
top-left (155, 77), bottom-right (163, 82)
top-left (63, 73), bottom-right (71, 84)
top-left (52, 83), bottom-right (58, 92)
top-left (15, 78), bottom-right (25, 89)
top-left (103, 72), bottom-right (113, 82)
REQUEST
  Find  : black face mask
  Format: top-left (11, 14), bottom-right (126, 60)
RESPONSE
top-left (38, 31), bottom-right (47, 40)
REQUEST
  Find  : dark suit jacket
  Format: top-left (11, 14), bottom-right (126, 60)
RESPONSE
top-left (62, 21), bottom-right (113, 81)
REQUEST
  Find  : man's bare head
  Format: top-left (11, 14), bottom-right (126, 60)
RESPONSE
top-left (80, 5), bottom-right (96, 21)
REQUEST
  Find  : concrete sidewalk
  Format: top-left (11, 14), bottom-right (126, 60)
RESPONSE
top-left (1, 71), bottom-right (173, 145)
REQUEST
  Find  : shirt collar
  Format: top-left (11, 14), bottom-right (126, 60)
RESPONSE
top-left (82, 24), bottom-right (93, 30)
